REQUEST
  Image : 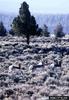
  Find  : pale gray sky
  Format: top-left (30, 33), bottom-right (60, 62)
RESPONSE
top-left (0, 0), bottom-right (69, 14)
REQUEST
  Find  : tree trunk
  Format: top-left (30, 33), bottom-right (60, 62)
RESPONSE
top-left (26, 33), bottom-right (30, 45)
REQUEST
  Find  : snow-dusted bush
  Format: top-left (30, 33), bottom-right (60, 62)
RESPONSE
top-left (54, 23), bottom-right (65, 38)
top-left (42, 24), bottom-right (50, 37)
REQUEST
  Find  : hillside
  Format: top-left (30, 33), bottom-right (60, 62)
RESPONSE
top-left (0, 36), bottom-right (69, 99)
top-left (35, 14), bottom-right (69, 33)
top-left (0, 13), bottom-right (69, 33)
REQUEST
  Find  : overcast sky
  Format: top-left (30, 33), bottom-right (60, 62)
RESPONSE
top-left (0, 0), bottom-right (69, 14)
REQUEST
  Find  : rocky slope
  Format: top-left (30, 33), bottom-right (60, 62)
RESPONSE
top-left (0, 36), bottom-right (69, 100)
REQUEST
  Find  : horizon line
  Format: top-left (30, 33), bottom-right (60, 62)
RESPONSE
top-left (0, 11), bottom-right (69, 15)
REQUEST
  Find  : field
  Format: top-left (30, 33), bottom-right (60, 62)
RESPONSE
top-left (0, 36), bottom-right (69, 100)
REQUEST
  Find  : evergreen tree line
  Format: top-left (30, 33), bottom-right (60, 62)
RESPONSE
top-left (0, 1), bottom-right (65, 44)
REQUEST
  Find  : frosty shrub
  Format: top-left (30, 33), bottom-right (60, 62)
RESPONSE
top-left (42, 24), bottom-right (50, 37)
top-left (54, 23), bottom-right (65, 38)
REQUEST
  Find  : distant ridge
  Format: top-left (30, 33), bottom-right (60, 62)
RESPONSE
top-left (34, 13), bottom-right (69, 33)
top-left (0, 13), bottom-right (16, 31)
top-left (0, 13), bottom-right (69, 33)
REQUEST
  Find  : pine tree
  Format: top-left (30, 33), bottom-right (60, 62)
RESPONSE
top-left (12, 1), bottom-right (40, 45)
top-left (0, 22), bottom-right (6, 36)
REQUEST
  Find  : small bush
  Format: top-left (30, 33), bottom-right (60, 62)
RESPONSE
top-left (54, 23), bottom-right (65, 38)
top-left (42, 24), bottom-right (50, 37)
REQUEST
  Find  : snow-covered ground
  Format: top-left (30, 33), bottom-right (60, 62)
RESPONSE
top-left (0, 36), bottom-right (69, 99)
